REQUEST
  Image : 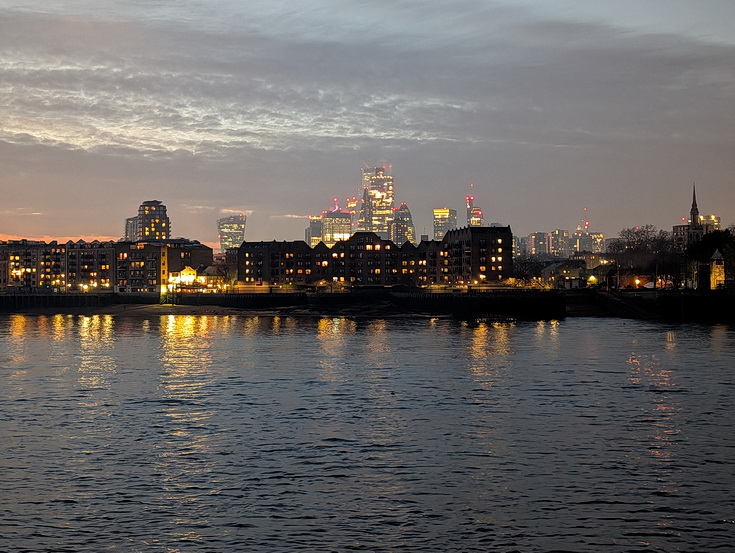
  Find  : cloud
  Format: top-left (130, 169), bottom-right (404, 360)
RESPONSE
top-left (270, 214), bottom-right (309, 220)
top-left (1, 2), bottom-right (735, 242)
top-left (0, 207), bottom-right (43, 216)
top-left (179, 204), bottom-right (217, 213)
top-left (219, 208), bottom-right (253, 216)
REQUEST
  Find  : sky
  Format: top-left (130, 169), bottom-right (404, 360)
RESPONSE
top-left (2, 0), bottom-right (735, 247)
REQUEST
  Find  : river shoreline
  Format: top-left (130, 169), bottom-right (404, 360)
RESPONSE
top-left (2, 288), bottom-right (734, 322)
top-left (0, 301), bottom-right (453, 320)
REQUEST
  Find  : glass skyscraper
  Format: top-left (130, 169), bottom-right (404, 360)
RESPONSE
top-left (390, 202), bottom-right (416, 245)
top-left (217, 214), bottom-right (246, 252)
top-left (433, 207), bottom-right (457, 240)
top-left (357, 166), bottom-right (394, 239)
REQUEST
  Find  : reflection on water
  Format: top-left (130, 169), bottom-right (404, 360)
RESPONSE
top-left (627, 349), bottom-right (681, 465)
top-left (159, 314), bottom-right (215, 432)
top-left (157, 315), bottom-right (222, 544)
top-left (77, 315), bottom-right (117, 389)
top-left (0, 315), bottom-right (733, 552)
top-left (465, 322), bottom-right (513, 386)
top-left (317, 317), bottom-right (356, 380)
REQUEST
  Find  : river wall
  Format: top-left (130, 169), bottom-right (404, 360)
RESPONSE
top-left (2, 289), bottom-right (732, 322)
top-left (391, 290), bottom-right (566, 320)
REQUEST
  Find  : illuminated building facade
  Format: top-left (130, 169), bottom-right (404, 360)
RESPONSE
top-left (306, 199), bottom-right (353, 248)
top-left (345, 196), bottom-right (360, 230)
top-left (115, 239), bottom-right (212, 293)
top-left (136, 200), bottom-right (170, 241)
top-left (466, 196), bottom-right (484, 226)
top-left (322, 211), bottom-right (352, 247)
top-left (217, 214), bottom-right (247, 252)
top-left (0, 238), bottom-right (211, 295)
top-left (433, 207), bottom-right (458, 240)
top-left (358, 166), bottom-right (395, 239)
top-left (0, 240), bottom-right (66, 292)
top-left (390, 203), bottom-right (416, 245)
top-left (66, 240), bottom-right (116, 291)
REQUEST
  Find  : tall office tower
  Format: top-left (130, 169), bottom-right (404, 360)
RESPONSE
top-left (217, 214), bottom-right (247, 252)
top-left (136, 200), bottom-right (171, 241)
top-left (344, 196), bottom-right (360, 231)
top-left (306, 199), bottom-right (353, 247)
top-left (433, 207), bottom-right (458, 240)
top-left (357, 166), bottom-right (395, 238)
top-left (123, 216), bottom-right (138, 242)
top-left (306, 215), bottom-right (324, 247)
top-left (390, 202), bottom-right (416, 245)
top-left (465, 196), bottom-right (484, 226)
top-left (322, 211), bottom-right (352, 247)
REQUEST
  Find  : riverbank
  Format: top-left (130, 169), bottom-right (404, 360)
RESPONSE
top-left (1, 300), bottom-right (446, 320)
top-left (2, 288), bottom-right (734, 322)
top-left (0, 289), bottom-right (565, 320)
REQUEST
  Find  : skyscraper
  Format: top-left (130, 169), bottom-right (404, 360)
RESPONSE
top-left (136, 200), bottom-right (170, 241)
top-left (217, 214), bottom-right (247, 252)
top-left (390, 203), bottom-right (416, 245)
top-left (465, 196), bottom-right (484, 227)
top-left (357, 166), bottom-right (395, 239)
top-left (305, 198), bottom-right (353, 247)
top-left (433, 207), bottom-right (458, 240)
top-left (322, 211), bottom-right (352, 247)
top-left (344, 196), bottom-right (360, 231)
top-left (306, 215), bottom-right (324, 247)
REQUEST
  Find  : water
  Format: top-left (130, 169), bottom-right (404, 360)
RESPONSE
top-left (1, 313), bottom-right (734, 553)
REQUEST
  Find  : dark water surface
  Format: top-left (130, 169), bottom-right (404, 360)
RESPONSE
top-left (1, 314), bottom-right (734, 552)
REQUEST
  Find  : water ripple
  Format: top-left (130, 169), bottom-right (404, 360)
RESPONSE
top-left (1, 316), bottom-right (734, 552)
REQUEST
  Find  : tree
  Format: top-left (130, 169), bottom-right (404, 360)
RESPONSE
top-left (607, 225), bottom-right (672, 255)
top-left (608, 225), bottom-right (682, 286)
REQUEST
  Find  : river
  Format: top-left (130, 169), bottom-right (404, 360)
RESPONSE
top-left (1, 313), bottom-right (733, 552)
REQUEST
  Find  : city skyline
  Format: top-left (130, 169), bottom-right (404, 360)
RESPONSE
top-left (2, 2), bottom-right (735, 245)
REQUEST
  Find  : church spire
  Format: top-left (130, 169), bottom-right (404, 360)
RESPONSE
top-left (690, 183), bottom-right (700, 227)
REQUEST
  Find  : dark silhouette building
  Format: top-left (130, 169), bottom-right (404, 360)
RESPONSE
top-left (237, 226), bottom-right (513, 287)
